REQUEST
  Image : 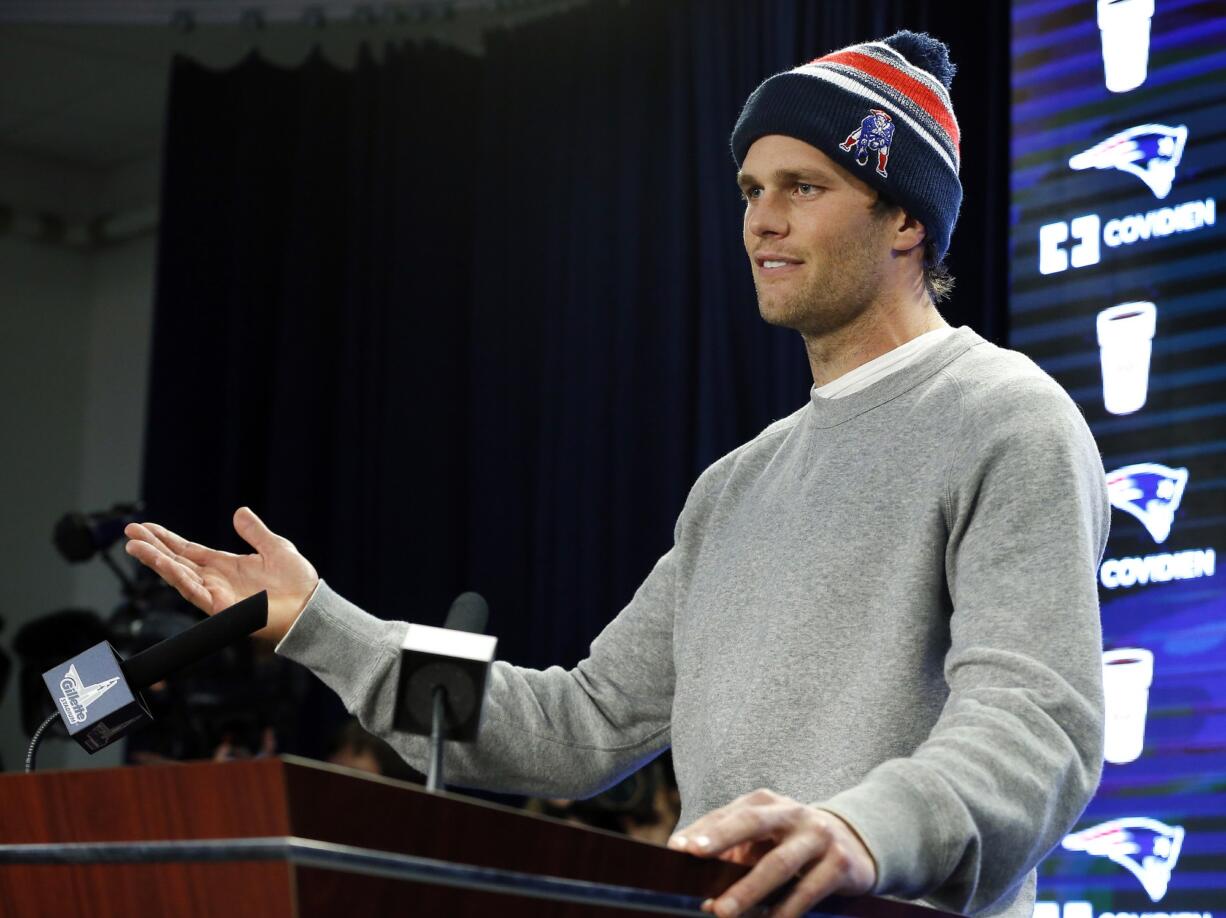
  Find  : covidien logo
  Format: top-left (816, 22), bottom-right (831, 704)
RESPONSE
top-left (1069, 124), bottom-right (1187, 199)
top-left (1038, 198), bottom-right (1216, 275)
top-left (1100, 547), bottom-right (1216, 590)
top-left (1039, 215), bottom-right (1101, 275)
top-left (1034, 904), bottom-right (1213, 918)
top-left (58, 663), bottom-right (119, 725)
top-left (1107, 463), bottom-right (1187, 544)
top-left (1099, 464), bottom-right (1216, 590)
top-left (1035, 903), bottom-right (1093, 918)
top-left (1062, 817), bottom-right (1185, 902)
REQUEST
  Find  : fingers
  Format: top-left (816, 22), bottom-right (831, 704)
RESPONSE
top-left (146, 522), bottom-right (232, 567)
top-left (233, 506), bottom-right (285, 555)
top-left (717, 839), bottom-right (773, 868)
top-left (124, 520), bottom-right (230, 576)
top-left (670, 793), bottom-right (877, 918)
top-left (706, 833), bottom-right (826, 918)
top-left (124, 522), bottom-right (201, 575)
top-left (768, 852), bottom-right (854, 918)
top-left (766, 824), bottom-right (876, 918)
top-left (672, 793), bottom-right (795, 858)
top-left (123, 522), bottom-right (186, 566)
top-left (125, 536), bottom-right (214, 611)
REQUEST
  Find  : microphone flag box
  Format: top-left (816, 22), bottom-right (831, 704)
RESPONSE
top-left (42, 642), bottom-right (152, 753)
top-left (395, 624), bottom-right (496, 742)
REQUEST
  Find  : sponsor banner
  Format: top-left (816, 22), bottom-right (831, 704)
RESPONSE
top-left (1013, 0), bottom-right (1226, 903)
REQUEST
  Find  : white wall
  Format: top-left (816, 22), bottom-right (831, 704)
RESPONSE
top-left (0, 154), bottom-right (156, 772)
top-left (73, 236), bottom-right (156, 613)
top-left (0, 235), bottom-right (93, 771)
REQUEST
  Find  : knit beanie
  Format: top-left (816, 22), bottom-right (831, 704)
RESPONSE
top-left (731, 31), bottom-right (962, 264)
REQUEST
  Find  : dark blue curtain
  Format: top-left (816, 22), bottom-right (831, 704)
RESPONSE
top-left (146, 0), bottom-right (1008, 754)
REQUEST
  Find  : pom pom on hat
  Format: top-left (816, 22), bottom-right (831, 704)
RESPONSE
top-left (881, 30), bottom-right (956, 91)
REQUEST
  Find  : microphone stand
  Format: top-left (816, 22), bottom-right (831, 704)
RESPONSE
top-left (426, 685), bottom-right (446, 792)
top-left (25, 712), bottom-right (63, 773)
top-left (396, 593), bottom-right (494, 794)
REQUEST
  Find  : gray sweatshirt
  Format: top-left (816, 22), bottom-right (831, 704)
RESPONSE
top-left (277, 326), bottom-right (1109, 917)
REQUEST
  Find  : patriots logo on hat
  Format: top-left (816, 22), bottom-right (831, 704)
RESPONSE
top-left (839, 109), bottom-right (895, 178)
top-left (1062, 817), bottom-right (1185, 902)
top-left (1106, 462), bottom-right (1189, 544)
top-left (1068, 124), bottom-right (1188, 200)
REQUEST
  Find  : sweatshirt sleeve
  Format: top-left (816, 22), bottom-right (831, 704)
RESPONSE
top-left (275, 505), bottom-right (687, 799)
top-left (817, 373), bottom-right (1110, 914)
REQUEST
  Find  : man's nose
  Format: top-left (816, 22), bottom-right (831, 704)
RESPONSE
top-left (746, 191), bottom-right (787, 237)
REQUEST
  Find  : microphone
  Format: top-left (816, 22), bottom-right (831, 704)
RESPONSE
top-left (39, 592), bottom-right (268, 755)
top-left (442, 591), bottom-right (489, 635)
top-left (394, 592), bottom-right (497, 791)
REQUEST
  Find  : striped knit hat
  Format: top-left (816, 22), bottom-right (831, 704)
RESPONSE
top-left (731, 31), bottom-right (962, 263)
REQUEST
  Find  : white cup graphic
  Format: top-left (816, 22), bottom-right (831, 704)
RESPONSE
top-left (1098, 301), bottom-right (1156, 415)
top-left (1098, 0), bottom-right (1155, 93)
top-left (1103, 648), bottom-right (1154, 764)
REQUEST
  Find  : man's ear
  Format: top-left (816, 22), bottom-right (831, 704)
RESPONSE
top-left (892, 211), bottom-right (928, 255)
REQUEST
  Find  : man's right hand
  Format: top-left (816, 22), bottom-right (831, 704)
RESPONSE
top-left (124, 506), bottom-right (320, 643)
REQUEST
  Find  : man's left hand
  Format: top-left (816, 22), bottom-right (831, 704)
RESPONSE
top-left (667, 788), bottom-right (877, 918)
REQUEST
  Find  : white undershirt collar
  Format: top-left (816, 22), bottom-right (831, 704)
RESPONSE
top-left (812, 326), bottom-right (956, 400)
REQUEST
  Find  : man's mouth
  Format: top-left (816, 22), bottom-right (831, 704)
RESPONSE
top-left (755, 254), bottom-right (804, 274)
top-left (750, 253), bottom-right (799, 272)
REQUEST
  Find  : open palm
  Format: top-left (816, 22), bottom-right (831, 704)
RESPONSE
top-left (124, 506), bottom-right (319, 642)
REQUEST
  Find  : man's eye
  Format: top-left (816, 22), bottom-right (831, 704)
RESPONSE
top-left (739, 188), bottom-right (760, 202)
top-left (797, 183), bottom-right (818, 195)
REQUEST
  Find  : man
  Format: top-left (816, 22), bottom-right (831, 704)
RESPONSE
top-left (125, 31), bottom-right (1108, 918)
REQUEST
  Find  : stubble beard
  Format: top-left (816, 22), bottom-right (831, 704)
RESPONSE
top-left (754, 232), bottom-right (883, 339)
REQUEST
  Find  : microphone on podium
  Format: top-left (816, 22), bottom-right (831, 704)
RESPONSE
top-left (33, 592), bottom-right (268, 764)
top-left (394, 592), bottom-right (496, 792)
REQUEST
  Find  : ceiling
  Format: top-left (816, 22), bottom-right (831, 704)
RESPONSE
top-left (0, 24), bottom-right (180, 172)
top-left (0, 0), bottom-right (577, 236)
top-left (0, 1), bottom-right (578, 243)
top-left (0, 15), bottom-right (514, 175)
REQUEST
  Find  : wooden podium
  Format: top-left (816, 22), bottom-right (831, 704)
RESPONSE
top-left (0, 756), bottom-right (949, 917)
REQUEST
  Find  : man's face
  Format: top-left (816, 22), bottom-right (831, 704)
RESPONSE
top-left (738, 134), bottom-right (897, 337)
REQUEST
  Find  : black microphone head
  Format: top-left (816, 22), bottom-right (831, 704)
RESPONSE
top-left (443, 592), bottom-right (488, 634)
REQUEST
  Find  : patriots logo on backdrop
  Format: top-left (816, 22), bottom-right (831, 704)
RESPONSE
top-left (1068, 124), bottom-right (1188, 199)
top-left (1106, 463), bottom-right (1189, 544)
top-left (839, 109), bottom-right (894, 178)
top-left (1062, 817), bottom-right (1185, 902)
